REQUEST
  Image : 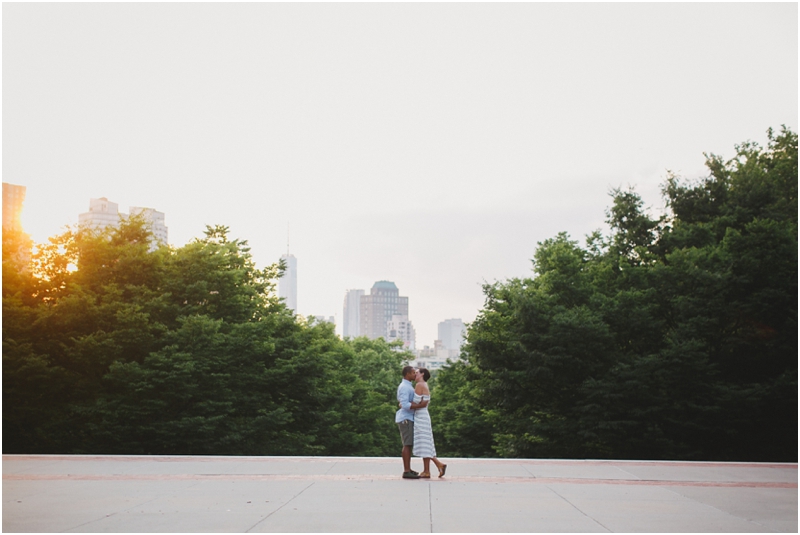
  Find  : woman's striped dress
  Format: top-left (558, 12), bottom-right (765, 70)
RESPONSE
top-left (412, 393), bottom-right (437, 458)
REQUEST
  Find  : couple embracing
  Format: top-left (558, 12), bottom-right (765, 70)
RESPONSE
top-left (395, 366), bottom-right (447, 479)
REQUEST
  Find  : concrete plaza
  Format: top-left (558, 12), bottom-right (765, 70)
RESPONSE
top-left (3, 454), bottom-right (797, 532)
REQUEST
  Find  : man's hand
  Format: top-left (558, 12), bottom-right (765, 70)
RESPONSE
top-left (410, 399), bottom-right (428, 410)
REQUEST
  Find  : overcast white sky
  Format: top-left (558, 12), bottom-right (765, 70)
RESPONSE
top-left (3, 3), bottom-right (797, 345)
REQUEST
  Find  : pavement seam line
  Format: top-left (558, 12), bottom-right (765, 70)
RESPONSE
top-left (324, 462), bottom-right (338, 475)
top-left (244, 481), bottom-right (315, 533)
top-left (520, 463), bottom-right (537, 478)
top-left (120, 480), bottom-right (203, 515)
top-left (546, 485), bottom-right (613, 533)
top-left (428, 481), bottom-right (433, 533)
top-left (662, 485), bottom-right (776, 532)
top-left (612, 465), bottom-right (641, 480)
top-left (60, 480), bottom-right (201, 532)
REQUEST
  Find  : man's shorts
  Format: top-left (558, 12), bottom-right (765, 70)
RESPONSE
top-left (397, 419), bottom-right (414, 447)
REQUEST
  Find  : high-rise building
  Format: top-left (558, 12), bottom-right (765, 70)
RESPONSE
top-left (342, 289), bottom-right (365, 338)
top-left (78, 197), bottom-right (122, 231)
top-left (3, 182), bottom-right (32, 270)
top-left (438, 318), bottom-right (466, 354)
top-left (130, 206), bottom-right (168, 245)
top-left (360, 281), bottom-right (409, 340)
top-left (279, 253), bottom-right (298, 313)
top-left (2, 182), bottom-right (26, 232)
top-left (387, 314), bottom-right (416, 351)
top-left (78, 198), bottom-right (168, 248)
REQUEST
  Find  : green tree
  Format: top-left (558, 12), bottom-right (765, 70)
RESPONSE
top-left (430, 358), bottom-right (494, 457)
top-left (4, 219), bottom-right (412, 457)
top-left (435, 127), bottom-right (797, 461)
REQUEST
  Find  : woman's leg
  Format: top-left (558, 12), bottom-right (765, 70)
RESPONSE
top-left (433, 457), bottom-right (447, 477)
top-left (422, 458), bottom-right (431, 475)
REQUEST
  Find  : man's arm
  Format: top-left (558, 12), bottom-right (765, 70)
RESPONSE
top-left (399, 399), bottom-right (428, 409)
top-left (410, 399), bottom-right (428, 409)
top-left (398, 384), bottom-right (413, 410)
top-left (398, 383), bottom-right (427, 410)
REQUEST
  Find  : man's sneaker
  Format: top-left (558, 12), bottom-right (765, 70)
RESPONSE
top-left (402, 471), bottom-right (421, 479)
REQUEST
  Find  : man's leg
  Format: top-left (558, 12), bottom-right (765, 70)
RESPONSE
top-left (402, 445), bottom-right (412, 472)
top-left (398, 420), bottom-right (417, 476)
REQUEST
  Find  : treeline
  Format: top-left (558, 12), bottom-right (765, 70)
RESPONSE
top-left (4, 128), bottom-right (796, 461)
top-left (3, 222), bottom-right (409, 455)
top-left (432, 127), bottom-right (797, 462)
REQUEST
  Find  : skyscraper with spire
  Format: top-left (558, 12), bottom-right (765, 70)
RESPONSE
top-left (278, 224), bottom-right (297, 313)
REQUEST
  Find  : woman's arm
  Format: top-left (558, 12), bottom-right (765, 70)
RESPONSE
top-left (412, 382), bottom-right (429, 408)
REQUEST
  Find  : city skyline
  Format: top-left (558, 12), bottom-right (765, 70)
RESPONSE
top-left (7, 186), bottom-right (465, 346)
top-left (4, 3), bottom-right (796, 347)
top-left (77, 197), bottom-right (169, 247)
top-left (341, 281), bottom-right (423, 350)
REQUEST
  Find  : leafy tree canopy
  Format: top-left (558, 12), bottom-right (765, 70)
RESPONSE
top-left (432, 127), bottom-right (797, 462)
top-left (4, 220), bottom-right (409, 456)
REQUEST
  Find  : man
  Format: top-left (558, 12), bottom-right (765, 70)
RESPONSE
top-left (396, 366), bottom-right (428, 479)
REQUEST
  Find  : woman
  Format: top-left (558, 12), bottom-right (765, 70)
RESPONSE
top-left (412, 368), bottom-right (447, 478)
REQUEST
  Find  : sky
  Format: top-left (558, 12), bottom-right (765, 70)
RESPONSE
top-left (3, 3), bottom-right (797, 346)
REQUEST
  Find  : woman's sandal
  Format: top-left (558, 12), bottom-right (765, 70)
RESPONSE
top-left (438, 464), bottom-right (447, 478)
top-left (419, 472), bottom-right (431, 479)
